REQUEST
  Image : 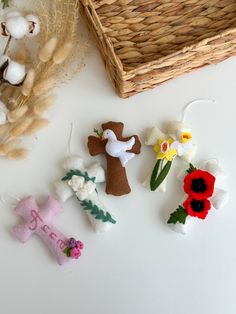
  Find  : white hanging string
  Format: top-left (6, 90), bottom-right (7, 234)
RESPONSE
top-left (181, 98), bottom-right (216, 123)
top-left (67, 122), bottom-right (74, 156)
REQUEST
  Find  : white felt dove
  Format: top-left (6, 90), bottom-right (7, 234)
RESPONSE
top-left (103, 129), bottom-right (135, 167)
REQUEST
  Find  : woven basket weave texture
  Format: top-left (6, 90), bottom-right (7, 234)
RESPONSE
top-left (80, 0), bottom-right (236, 97)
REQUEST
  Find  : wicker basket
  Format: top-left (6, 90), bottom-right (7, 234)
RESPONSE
top-left (80, 0), bottom-right (236, 98)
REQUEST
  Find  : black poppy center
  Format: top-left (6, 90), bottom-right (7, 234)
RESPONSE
top-left (190, 199), bottom-right (205, 212)
top-left (191, 178), bottom-right (207, 193)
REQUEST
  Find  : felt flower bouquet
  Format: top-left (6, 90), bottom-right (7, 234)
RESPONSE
top-left (167, 160), bottom-right (228, 234)
top-left (0, 0), bottom-right (86, 159)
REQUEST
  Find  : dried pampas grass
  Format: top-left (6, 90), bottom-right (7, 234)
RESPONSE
top-left (0, 0), bottom-right (87, 160)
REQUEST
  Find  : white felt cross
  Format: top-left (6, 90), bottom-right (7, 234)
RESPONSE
top-left (169, 160), bottom-right (228, 235)
top-left (55, 156), bottom-right (116, 233)
top-left (12, 196), bottom-right (82, 265)
top-left (144, 121), bottom-right (197, 192)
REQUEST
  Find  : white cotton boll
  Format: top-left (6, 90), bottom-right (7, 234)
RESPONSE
top-left (25, 15), bottom-right (40, 37)
top-left (6, 16), bottom-right (29, 39)
top-left (0, 101), bottom-right (8, 125)
top-left (62, 156), bottom-right (84, 171)
top-left (211, 188), bottom-right (229, 210)
top-left (54, 181), bottom-right (73, 203)
top-left (4, 60), bottom-right (26, 85)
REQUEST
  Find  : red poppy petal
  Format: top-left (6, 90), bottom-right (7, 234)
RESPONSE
top-left (183, 197), bottom-right (211, 220)
top-left (184, 169), bottom-right (216, 200)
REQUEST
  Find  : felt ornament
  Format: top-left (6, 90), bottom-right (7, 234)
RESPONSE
top-left (167, 160), bottom-right (228, 234)
top-left (12, 196), bottom-right (84, 265)
top-left (88, 121), bottom-right (141, 196)
top-left (144, 121), bottom-right (197, 192)
top-left (55, 155), bottom-right (116, 233)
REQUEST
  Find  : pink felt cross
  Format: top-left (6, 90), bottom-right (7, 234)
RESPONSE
top-left (12, 196), bottom-right (82, 265)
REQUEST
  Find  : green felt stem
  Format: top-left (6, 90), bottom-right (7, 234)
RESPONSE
top-left (62, 169), bottom-right (116, 224)
top-left (62, 169), bottom-right (96, 183)
top-left (150, 159), bottom-right (172, 191)
top-left (80, 199), bottom-right (116, 224)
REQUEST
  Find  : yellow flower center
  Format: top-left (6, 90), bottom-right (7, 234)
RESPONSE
top-left (161, 141), bottom-right (169, 153)
top-left (180, 132), bottom-right (192, 143)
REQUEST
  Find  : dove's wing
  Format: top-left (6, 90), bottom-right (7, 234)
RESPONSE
top-left (118, 136), bottom-right (135, 151)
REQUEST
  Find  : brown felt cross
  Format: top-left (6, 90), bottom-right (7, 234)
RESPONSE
top-left (88, 121), bottom-right (141, 196)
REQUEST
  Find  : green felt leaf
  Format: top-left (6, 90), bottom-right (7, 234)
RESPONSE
top-left (80, 199), bottom-right (116, 225)
top-left (63, 247), bottom-right (71, 257)
top-left (62, 169), bottom-right (96, 183)
top-left (150, 160), bottom-right (172, 191)
top-left (93, 128), bottom-right (103, 139)
top-left (150, 159), bottom-right (161, 190)
top-left (187, 163), bottom-right (197, 174)
top-left (167, 206), bottom-right (188, 224)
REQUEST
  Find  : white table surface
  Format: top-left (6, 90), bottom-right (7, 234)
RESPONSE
top-left (1, 14), bottom-right (236, 314)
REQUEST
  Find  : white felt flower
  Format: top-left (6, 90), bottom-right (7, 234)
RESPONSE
top-left (76, 181), bottom-right (96, 201)
top-left (0, 100), bottom-right (8, 125)
top-left (170, 130), bottom-right (193, 156)
top-left (68, 176), bottom-right (85, 192)
top-left (68, 175), bottom-right (96, 201)
top-left (1, 11), bottom-right (40, 39)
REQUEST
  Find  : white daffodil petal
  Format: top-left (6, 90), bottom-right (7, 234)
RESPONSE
top-left (180, 144), bottom-right (197, 163)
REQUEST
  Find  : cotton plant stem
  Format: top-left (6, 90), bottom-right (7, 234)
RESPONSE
top-left (3, 36), bottom-right (12, 55)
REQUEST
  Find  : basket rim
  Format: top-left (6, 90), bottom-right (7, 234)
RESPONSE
top-left (81, 0), bottom-right (236, 77)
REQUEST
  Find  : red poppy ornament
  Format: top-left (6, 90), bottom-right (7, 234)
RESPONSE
top-left (167, 160), bottom-right (228, 234)
top-left (184, 168), bottom-right (215, 200)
